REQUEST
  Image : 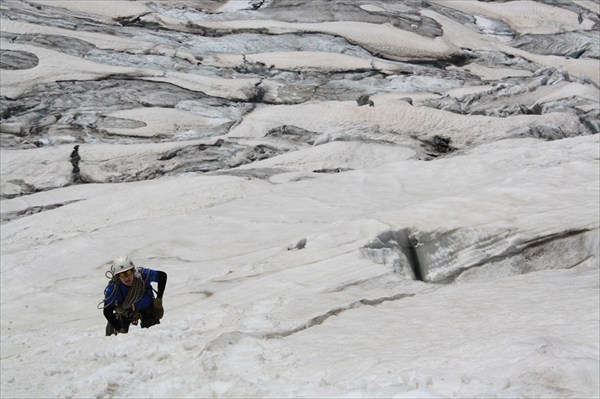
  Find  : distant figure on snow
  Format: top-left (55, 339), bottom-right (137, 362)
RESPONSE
top-left (70, 145), bottom-right (82, 183)
top-left (100, 255), bottom-right (167, 336)
top-left (70, 145), bottom-right (80, 173)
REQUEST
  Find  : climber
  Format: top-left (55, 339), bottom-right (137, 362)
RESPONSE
top-left (100, 255), bottom-right (167, 336)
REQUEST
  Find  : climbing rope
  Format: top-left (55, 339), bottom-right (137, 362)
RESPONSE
top-left (117, 276), bottom-right (145, 312)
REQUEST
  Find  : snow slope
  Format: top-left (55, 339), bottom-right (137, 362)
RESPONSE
top-left (1, 0), bottom-right (598, 398)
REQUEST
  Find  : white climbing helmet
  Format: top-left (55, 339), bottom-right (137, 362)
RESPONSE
top-left (110, 255), bottom-right (134, 275)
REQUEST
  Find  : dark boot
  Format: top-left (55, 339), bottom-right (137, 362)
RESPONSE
top-left (141, 318), bottom-right (160, 328)
top-left (140, 307), bottom-right (161, 328)
top-left (105, 322), bottom-right (116, 336)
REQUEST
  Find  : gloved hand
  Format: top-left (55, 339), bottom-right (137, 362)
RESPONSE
top-left (153, 298), bottom-right (164, 319)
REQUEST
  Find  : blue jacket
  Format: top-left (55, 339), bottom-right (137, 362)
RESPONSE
top-left (104, 267), bottom-right (159, 312)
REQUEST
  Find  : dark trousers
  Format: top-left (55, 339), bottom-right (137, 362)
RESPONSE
top-left (105, 306), bottom-right (161, 336)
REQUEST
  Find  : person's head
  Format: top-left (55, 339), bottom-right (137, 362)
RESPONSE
top-left (111, 255), bottom-right (135, 286)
